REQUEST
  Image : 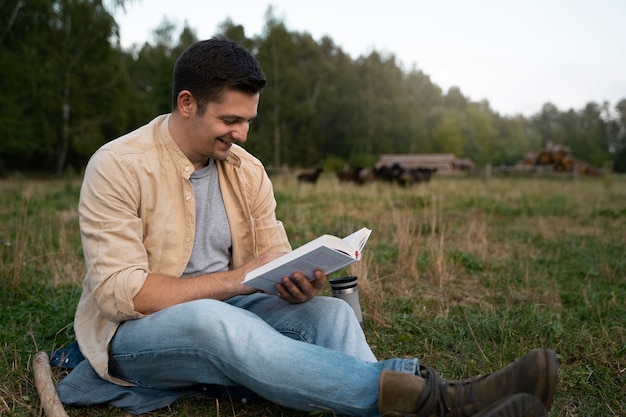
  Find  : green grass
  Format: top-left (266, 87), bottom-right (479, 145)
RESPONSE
top-left (1, 173), bottom-right (625, 416)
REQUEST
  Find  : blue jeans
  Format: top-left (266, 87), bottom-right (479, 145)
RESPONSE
top-left (109, 294), bottom-right (419, 416)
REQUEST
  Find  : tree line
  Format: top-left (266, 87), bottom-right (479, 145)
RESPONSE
top-left (2, 0), bottom-right (626, 178)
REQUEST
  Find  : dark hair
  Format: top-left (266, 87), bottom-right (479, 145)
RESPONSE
top-left (171, 37), bottom-right (267, 113)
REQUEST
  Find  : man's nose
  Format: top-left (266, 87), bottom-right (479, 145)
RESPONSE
top-left (231, 122), bottom-right (249, 143)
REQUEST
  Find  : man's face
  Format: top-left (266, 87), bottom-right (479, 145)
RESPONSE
top-left (187, 88), bottom-right (260, 163)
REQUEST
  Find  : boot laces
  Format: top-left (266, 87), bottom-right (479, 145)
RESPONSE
top-left (417, 365), bottom-right (481, 417)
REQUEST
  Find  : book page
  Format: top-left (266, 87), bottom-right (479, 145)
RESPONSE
top-left (342, 227), bottom-right (372, 255)
top-left (243, 245), bottom-right (355, 293)
top-left (242, 227), bottom-right (372, 293)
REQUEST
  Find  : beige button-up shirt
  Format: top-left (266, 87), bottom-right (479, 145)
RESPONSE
top-left (74, 114), bottom-right (291, 384)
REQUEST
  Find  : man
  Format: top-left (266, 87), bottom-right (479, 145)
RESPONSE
top-left (68, 37), bottom-right (558, 416)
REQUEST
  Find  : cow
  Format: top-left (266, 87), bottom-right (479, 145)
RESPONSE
top-left (297, 168), bottom-right (323, 184)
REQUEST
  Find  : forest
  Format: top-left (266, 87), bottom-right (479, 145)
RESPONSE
top-left (1, 0), bottom-right (626, 178)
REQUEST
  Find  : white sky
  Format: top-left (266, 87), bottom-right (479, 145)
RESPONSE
top-left (115, 0), bottom-right (626, 117)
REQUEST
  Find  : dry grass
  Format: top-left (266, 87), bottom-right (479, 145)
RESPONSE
top-left (1, 173), bottom-right (625, 416)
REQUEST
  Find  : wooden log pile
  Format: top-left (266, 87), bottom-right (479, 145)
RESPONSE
top-left (533, 144), bottom-right (574, 172)
top-left (522, 143), bottom-right (602, 176)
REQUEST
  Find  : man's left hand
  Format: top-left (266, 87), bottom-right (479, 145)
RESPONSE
top-left (275, 270), bottom-right (326, 303)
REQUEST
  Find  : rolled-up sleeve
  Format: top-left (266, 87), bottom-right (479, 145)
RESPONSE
top-left (79, 149), bottom-right (148, 321)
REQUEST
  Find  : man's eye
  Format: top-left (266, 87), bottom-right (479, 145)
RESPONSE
top-left (222, 118), bottom-right (252, 126)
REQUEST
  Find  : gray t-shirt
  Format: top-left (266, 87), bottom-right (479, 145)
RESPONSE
top-left (183, 160), bottom-right (232, 276)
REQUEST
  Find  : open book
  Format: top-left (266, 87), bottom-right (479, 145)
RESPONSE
top-left (242, 227), bottom-right (372, 294)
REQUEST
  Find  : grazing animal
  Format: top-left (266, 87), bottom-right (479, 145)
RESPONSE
top-left (374, 163), bottom-right (404, 184)
top-left (357, 167), bottom-right (376, 184)
top-left (374, 164), bottom-right (435, 186)
top-left (336, 167), bottom-right (376, 185)
top-left (297, 168), bottom-right (323, 184)
top-left (337, 168), bottom-right (359, 183)
top-left (409, 167), bottom-right (436, 183)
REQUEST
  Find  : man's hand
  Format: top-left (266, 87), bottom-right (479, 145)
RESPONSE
top-left (275, 270), bottom-right (327, 303)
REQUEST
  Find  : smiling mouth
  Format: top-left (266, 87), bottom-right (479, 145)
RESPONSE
top-left (217, 137), bottom-right (233, 146)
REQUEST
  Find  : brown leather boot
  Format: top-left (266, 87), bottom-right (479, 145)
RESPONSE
top-left (378, 349), bottom-right (558, 417)
top-left (472, 393), bottom-right (547, 417)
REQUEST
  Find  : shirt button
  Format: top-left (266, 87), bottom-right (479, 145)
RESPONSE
top-left (186, 195), bottom-right (192, 201)
top-left (185, 237), bottom-right (191, 242)
top-left (184, 166), bottom-right (190, 172)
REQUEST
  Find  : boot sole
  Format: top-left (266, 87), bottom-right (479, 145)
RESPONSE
top-left (475, 393), bottom-right (547, 417)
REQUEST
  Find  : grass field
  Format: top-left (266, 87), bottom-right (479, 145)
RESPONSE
top-left (1, 173), bottom-right (625, 416)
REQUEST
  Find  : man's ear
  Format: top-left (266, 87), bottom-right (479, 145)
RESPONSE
top-left (176, 90), bottom-right (195, 117)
